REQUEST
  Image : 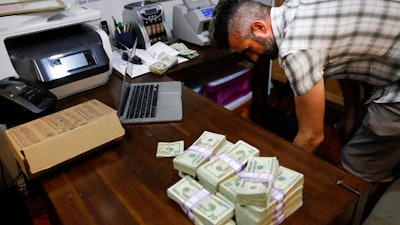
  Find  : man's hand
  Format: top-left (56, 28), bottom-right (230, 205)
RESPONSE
top-left (292, 79), bottom-right (326, 153)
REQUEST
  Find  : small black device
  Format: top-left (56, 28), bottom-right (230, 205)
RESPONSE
top-left (99, 20), bottom-right (110, 35)
top-left (0, 76), bottom-right (57, 126)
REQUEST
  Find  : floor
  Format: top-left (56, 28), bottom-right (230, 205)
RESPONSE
top-left (22, 80), bottom-right (389, 225)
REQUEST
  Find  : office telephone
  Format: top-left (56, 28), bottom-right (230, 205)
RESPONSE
top-left (0, 76), bottom-right (56, 114)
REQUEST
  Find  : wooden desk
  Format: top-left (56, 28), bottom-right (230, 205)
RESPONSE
top-left (39, 72), bottom-right (368, 225)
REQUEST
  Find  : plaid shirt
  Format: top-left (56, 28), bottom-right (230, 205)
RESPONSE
top-left (271, 0), bottom-right (400, 103)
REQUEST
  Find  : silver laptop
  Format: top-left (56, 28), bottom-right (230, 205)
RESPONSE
top-left (118, 38), bottom-right (183, 124)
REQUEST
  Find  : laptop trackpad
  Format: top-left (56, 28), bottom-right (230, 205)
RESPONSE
top-left (156, 93), bottom-right (182, 120)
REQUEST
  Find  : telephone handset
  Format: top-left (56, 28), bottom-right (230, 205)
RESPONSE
top-left (0, 76), bottom-right (56, 114)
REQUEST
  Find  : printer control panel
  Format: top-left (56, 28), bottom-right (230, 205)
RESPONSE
top-left (34, 49), bottom-right (95, 83)
top-left (33, 45), bottom-right (107, 83)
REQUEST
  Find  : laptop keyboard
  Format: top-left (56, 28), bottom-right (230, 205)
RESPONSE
top-left (127, 84), bottom-right (159, 119)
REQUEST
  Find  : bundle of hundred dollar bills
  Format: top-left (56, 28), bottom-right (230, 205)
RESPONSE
top-left (168, 131), bottom-right (304, 225)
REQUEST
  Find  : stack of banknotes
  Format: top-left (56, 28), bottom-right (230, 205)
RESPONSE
top-left (236, 157), bottom-right (280, 207)
top-left (173, 131), bottom-right (227, 176)
top-left (168, 131), bottom-right (304, 225)
top-left (149, 53), bottom-right (178, 75)
top-left (220, 166), bottom-right (304, 225)
top-left (167, 176), bottom-right (235, 225)
top-left (170, 42), bottom-right (199, 59)
top-left (196, 140), bottom-right (260, 193)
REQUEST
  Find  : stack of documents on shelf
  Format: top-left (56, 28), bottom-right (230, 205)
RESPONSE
top-left (167, 131), bottom-right (304, 225)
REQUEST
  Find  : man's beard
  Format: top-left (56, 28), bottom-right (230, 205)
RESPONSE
top-left (256, 36), bottom-right (279, 60)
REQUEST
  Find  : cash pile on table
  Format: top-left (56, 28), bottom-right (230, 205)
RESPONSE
top-left (149, 53), bottom-right (178, 75)
top-left (167, 131), bottom-right (304, 225)
top-left (167, 176), bottom-right (235, 225)
top-left (170, 42), bottom-right (199, 59)
top-left (173, 131), bottom-right (227, 176)
top-left (222, 166), bottom-right (304, 225)
top-left (236, 157), bottom-right (279, 207)
top-left (196, 140), bottom-right (260, 193)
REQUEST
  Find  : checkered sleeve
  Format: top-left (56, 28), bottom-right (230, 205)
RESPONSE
top-left (281, 50), bottom-right (329, 96)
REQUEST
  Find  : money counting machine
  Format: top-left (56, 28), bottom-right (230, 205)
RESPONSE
top-left (0, 6), bottom-right (113, 99)
top-left (123, 1), bottom-right (173, 49)
top-left (173, 0), bottom-right (215, 46)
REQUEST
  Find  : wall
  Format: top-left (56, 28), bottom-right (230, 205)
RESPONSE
top-left (70, 0), bottom-right (222, 38)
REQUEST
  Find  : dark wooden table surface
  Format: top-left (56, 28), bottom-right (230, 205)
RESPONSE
top-left (39, 70), bottom-right (368, 225)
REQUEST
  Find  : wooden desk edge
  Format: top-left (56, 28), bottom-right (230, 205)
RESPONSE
top-left (337, 173), bottom-right (370, 225)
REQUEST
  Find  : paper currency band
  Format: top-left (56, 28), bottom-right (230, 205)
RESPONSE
top-left (273, 210), bottom-right (286, 225)
top-left (215, 153), bottom-right (244, 173)
top-left (182, 188), bottom-right (211, 221)
top-left (238, 171), bottom-right (275, 183)
top-left (158, 59), bottom-right (173, 68)
top-left (187, 145), bottom-right (214, 159)
top-left (272, 187), bottom-right (286, 225)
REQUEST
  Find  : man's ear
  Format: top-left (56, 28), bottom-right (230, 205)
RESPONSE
top-left (251, 20), bottom-right (268, 33)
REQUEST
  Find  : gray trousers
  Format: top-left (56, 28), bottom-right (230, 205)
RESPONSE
top-left (340, 102), bottom-right (400, 183)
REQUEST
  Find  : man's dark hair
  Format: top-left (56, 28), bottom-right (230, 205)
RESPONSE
top-left (209, 0), bottom-right (269, 48)
top-left (209, 0), bottom-right (241, 48)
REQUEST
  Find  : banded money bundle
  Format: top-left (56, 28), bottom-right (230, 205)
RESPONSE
top-left (196, 140), bottom-right (260, 193)
top-left (235, 166), bottom-right (304, 225)
top-left (149, 54), bottom-right (178, 75)
top-left (236, 157), bottom-right (280, 207)
top-left (169, 131), bottom-right (304, 225)
top-left (167, 176), bottom-right (235, 225)
top-left (173, 131), bottom-right (226, 176)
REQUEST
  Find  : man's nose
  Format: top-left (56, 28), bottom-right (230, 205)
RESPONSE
top-left (247, 53), bottom-right (259, 62)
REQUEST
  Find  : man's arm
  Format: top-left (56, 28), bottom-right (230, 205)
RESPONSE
top-left (292, 78), bottom-right (326, 153)
top-left (334, 79), bottom-right (360, 142)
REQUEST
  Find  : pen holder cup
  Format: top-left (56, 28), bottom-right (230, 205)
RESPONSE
top-left (115, 31), bottom-right (134, 49)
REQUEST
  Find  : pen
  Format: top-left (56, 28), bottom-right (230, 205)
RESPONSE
top-left (112, 16), bottom-right (118, 32)
top-left (337, 180), bottom-right (360, 195)
top-left (125, 22), bottom-right (129, 33)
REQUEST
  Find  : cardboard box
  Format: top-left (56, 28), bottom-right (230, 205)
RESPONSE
top-left (5, 99), bottom-right (125, 178)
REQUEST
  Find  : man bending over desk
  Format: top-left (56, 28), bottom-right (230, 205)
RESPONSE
top-left (208, 0), bottom-right (400, 189)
